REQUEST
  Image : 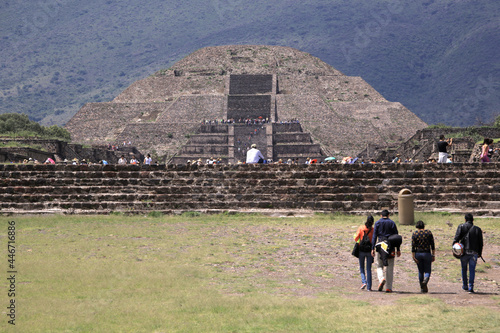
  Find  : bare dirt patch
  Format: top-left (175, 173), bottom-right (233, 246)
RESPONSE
top-left (211, 215), bottom-right (500, 309)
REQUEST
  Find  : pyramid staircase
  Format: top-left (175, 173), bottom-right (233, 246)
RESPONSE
top-left (171, 74), bottom-right (325, 164)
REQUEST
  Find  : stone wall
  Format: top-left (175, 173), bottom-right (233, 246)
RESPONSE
top-left (113, 76), bottom-right (226, 103)
top-left (170, 125), bottom-right (230, 164)
top-left (278, 76), bottom-right (386, 102)
top-left (273, 144), bottom-right (322, 155)
top-left (65, 103), bottom-right (163, 143)
top-left (227, 95), bottom-right (272, 120)
top-left (1, 163), bottom-right (499, 216)
top-left (188, 134), bottom-right (228, 145)
top-left (274, 133), bottom-right (312, 144)
top-left (229, 74), bottom-right (273, 95)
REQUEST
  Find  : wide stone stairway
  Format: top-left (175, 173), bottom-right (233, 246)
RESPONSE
top-left (171, 74), bottom-right (325, 164)
top-left (1, 163), bottom-right (499, 216)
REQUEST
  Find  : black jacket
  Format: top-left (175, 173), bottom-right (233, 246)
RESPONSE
top-left (453, 221), bottom-right (483, 257)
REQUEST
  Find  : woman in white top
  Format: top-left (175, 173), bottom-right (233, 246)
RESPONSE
top-left (144, 154), bottom-right (152, 165)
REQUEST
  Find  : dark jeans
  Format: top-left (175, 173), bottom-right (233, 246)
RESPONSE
top-left (415, 252), bottom-right (432, 283)
top-left (460, 253), bottom-right (478, 290)
top-left (358, 251), bottom-right (373, 290)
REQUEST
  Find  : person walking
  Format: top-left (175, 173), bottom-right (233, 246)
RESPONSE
top-left (453, 213), bottom-right (483, 293)
top-left (411, 220), bottom-right (435, 293)
top-left (354, 215), bottom-right (375, 291)
top-left (371, 210), bottom-right (401, 293)
top-left (437, 135), bottom-right (452, 163)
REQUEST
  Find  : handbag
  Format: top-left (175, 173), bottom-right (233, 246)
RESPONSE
top-left (352, 242), bottom-right (360, 258)
top-left (454, 225), bottom-right (475, 258)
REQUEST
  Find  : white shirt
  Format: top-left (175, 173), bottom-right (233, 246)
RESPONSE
top-left (246, 148), bottom-right (265, 163)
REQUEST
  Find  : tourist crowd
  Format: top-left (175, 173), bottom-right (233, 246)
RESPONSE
top-left (202, 118), bottom-right (300, 125)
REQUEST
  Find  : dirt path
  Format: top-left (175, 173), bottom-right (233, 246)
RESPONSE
top-left (215, 214), bottom-right (500, 309)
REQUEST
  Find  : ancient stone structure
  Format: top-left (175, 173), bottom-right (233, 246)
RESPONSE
top-left (1, 163), bottom-right (499, 216)
top-left (0, 138), bottom-right (141, 164)
top-left (65, 45), bottom-right (427, 163)
top-left (358, 127), bottom-right (500, 163)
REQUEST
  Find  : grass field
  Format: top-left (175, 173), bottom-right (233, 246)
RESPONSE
top-left (1, 212), bottom-right (499, 332)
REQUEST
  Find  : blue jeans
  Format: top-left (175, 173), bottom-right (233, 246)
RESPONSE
top-left (460, 253), bottom-right (478, 290)
top-left (358, 251), bottom-right (373, 290)
top-left (415, 252), bottom-right (432, 283)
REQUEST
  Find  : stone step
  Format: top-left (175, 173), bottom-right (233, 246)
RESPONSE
top-left (1, 179), bottom-right (499, 192)
top-left (2, 167), bottom-right (500, 178)
top-left (3, 207), bottom-right (500, 217)
top-left (0, 182), bottom-right (498, 195)
top-left (2, 192), bottom-right (500, 206)
top-left (2, 164), bottom-right (500, 173)
top-left (1, 177), bottom-right (499, 189)
top-left (2, 200), bottom-right (499, 214)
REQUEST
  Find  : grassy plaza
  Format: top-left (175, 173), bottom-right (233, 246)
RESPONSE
top-left (1, 212), bottom-right (499, 332)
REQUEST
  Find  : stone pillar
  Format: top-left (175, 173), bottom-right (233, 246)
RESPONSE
top-left (266, 123), bottom-right (274, 162)
top-left (271, 74), bottom-right (277, 123)
top-left (228, 125), bottom-right (235, 164)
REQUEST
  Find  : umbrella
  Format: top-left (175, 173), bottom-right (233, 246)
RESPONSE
top-left (324, 157), bottom-right (336, 161)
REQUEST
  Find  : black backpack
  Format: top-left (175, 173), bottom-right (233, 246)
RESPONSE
top-left (359, 229), bottom-right (372, 252)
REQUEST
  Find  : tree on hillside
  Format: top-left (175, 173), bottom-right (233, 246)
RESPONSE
top-left (494, 114), bottom-right (500, 128)
top-left (0, 113), bottom-right (71, 141)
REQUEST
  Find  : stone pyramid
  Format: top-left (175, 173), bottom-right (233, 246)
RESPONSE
top-left (65, 45), bottom-right (427, 163)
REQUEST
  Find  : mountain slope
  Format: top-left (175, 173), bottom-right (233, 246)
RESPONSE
top-left (0, 0), bottom-right (498, 126)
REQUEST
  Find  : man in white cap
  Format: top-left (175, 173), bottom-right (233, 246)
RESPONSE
top-left (246, 144), bottom-right (265, 164)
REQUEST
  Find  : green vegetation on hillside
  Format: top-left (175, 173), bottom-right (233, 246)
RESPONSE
top-left (0, 113), bottom-right (71, 140)
top-left (0, 1), bottom-right (498, 126)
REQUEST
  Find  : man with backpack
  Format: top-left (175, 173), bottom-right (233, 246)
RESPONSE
top-left (354, 216), bottom-right (375, 291)
top-left (371, 210), bottom-right (401, 293)
top-left (453, 213), bottom-right (483, 293)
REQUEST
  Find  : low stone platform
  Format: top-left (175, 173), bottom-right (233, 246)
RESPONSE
top-left (1, 163), bottom-right (499, 216)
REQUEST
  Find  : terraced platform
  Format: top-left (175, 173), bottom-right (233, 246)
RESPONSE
top-left (1, 163), bottom-right (499, 216)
